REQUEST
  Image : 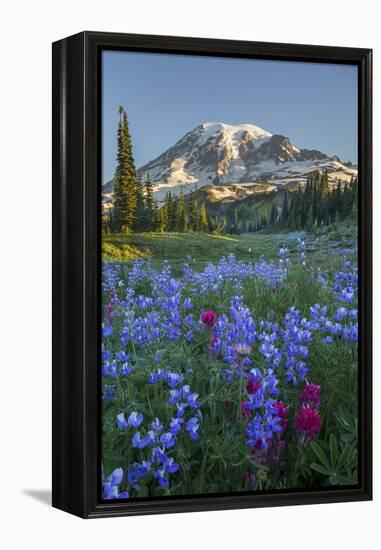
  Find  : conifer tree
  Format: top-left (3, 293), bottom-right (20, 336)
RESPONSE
top-left (112, 106), bottom-right (138, 232)
top-left (199, 202), bottom-right (208, 232)
top-left (188, 186), bottom-right (198, 231)
top-left (321, 170), bottom-right (329, 197)
top-left (280, 193), bottom-right (289, 228)
top-left (166, 192), bottom-right (178, 231)
top-left (111, 107), bottom-right (125, 232)
top-left (134, 177), bottom-right (146, 232)
top-left (176, 188), bottom-right (187, 232)
top-left (269, 203), bottom-right (277, 228)
top-left (144, 172), bottom-right (155, 230)
top-left (158, 206), bottom-right (167, 232)
top-left (152, 198), bottom-right (160, 231)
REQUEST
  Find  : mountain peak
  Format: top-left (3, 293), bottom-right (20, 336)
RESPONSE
top-left (198, 121), bottom-right (273, 141)
top-left (103, 122), bottom-right (357, 200)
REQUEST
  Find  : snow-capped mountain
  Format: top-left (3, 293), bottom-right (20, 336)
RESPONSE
top-left (103, 122), bottom-right (357, 202)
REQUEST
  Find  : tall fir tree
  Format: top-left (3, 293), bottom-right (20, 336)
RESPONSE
top-left (134, 177), bottom-right (146, 232)
top-left (112, 106), bottom-right (138, 232)
top-left (144, 172), bottom-right (155, 230)
top-left (188, 185), bottom-right (199, 231)
top-left (111, 107), bottom-right (125, 232)
top-left (321, 170), bottom-right (329, 197)
top-left (280, 193), bottom-right (289, 228)
top-left (199, 202), bottom-right (208, 232)
top-left (176, 188), bottom-right (187, 232)
top-left (152, 198), bottom-right (160, 231)
top-left (122, 109), bottom-right (138, 229)
top-left (158, 203), bottom-right (168, 232)
top-left (166, 192), bottom-right (178, 231)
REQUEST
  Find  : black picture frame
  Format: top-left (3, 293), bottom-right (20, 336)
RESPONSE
top-left (52, 31), bottom-right (372, 519)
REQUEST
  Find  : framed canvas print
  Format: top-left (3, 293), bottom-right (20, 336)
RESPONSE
top-left (52, 32), bottom-right (372, 518)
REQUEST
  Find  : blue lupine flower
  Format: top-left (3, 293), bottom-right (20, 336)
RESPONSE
top-left (102, 361), bottom-right (118, 378)
top-left (151, 417), bottom-right (163, 434)
top-left (334, 307), bottom-right (347, 321)
top-left (163, 457), bottom-right (179, 473)
top-left (132, 432), bottom-right (153, 449)
top-left (187, 392), bottom-right (200, 409)
top-left (116, 351), bottom-right (129, 362)
top-left (176, 402), bottom-right (187, 417)
top-left (160, 431), bottom-right (176, 449)
top-left (168, 389), bottom-right (181, 404)
top-left (127, 461), bottom-right (151, 489)
top-left (102, 325), bottom-right (113, 338)
top-left (165, 372), bottom-right (184, 388)
top-left (186, 417), bottom-right (200, 440)
top-left (148, 371), bottom-right (161, 384)
top-left (128, 411), bottom-right (143, 428)
top-left (103, 483), bottom-right (119, 499)
top-left (103, 467), bottom-right (127, 499)
top-left (116, 412), bottom-right (128, 430)
top-left (169, 416), bottom-right (183, 435)
top-left (278, 247), bottom-right (289, 257)
top-left (151, 446), bottom-right (168, 464)
top-left (120, 363), bottom-right (133, 376)
top-left (153, 468), bottom-right (169, 488)
top-left (103, 385), bottom-right (116, 401)
top-left (108, 467), bottom-right (123, 485)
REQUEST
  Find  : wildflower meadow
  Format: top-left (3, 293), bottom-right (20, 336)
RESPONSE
top-left (101, 232), bottom-right (358, 499)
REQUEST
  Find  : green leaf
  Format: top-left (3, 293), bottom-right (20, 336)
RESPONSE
top-left (103, 449), bottom-right (124, 462)
top-left (336, 443), bottom-right (352, 471)
top-left (329, 434), bottom-right (338, 469)
top-left (310, 463), bottom-right (331, 476)
top-left (310, 441), bottom-right (331, 471)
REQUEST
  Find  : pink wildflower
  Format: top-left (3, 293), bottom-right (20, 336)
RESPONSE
top-left (295, 406), bottom-right (321, 440)
top-left (200, 310), bottom-right (218, 329)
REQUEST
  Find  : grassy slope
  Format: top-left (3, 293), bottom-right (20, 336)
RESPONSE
top-left (103, 220), bottom-right (357, 274)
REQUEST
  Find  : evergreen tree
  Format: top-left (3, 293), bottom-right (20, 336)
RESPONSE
top-left (269, 203), bottom-right (277, 228)
top-left (280, 193), bottom-right (289, 228)
top-left (134, 177), bottom-right (146, 232)
top-left (112, 106), bottom-right (138, 232)
top-left (158, 201), bottom-right (168, 232)
top-left (188, 186), bottom-right (199, 231)
top-left (152, 198), bottom-right (160, 231)
top-left (167, 192), bottom-right (178, 231)
top-left (144, 172), bottom-right (155, 230)
top-left (199, 202), bottom-right (208, 232)
top-left (111, 107), bottom-right (125, 232)
top-left (122, 109), bottom-right (138, 229)
top-left (176, 189), bottom-right (187, 232)
top-left (321, 170), bottom-right (329, 197)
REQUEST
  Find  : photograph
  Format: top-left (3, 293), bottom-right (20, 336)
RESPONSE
top-left (100, 50), bottom-right (359, 500)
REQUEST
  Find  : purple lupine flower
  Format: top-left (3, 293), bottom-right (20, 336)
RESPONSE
top-left (186, 417), bottom-right (200, 440)
top-left (127, 411), bottom-right (143, 428)
top-left (116, 412), bottom-right (128, 430)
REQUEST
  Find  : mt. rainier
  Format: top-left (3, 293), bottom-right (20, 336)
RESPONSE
top-left (103, 122), bottom-right (357, 202)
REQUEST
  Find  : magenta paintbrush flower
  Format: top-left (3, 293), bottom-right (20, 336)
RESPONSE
top-left (200, 310), bottom-right (218, 328)
top-left (300, 383), bottom-right (321, 408)
top-left (295, 406), bottom-right (321, 440)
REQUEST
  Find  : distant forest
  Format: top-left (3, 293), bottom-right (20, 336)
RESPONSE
top-left (104, 106), bottom-right (358, 236)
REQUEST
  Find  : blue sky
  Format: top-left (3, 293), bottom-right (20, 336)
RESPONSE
top-left (102, 50), bottom-right (358, 184)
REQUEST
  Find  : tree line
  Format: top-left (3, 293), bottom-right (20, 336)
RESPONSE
top-left (269, 171), bottom-right (357, 232)
top-left (227, 171), bottom-right (358, 234)
top-left (105, 106), bottom-right (357, 236)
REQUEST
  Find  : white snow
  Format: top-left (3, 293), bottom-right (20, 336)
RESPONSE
top-left (105, 122), bottom-right (358, 206)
